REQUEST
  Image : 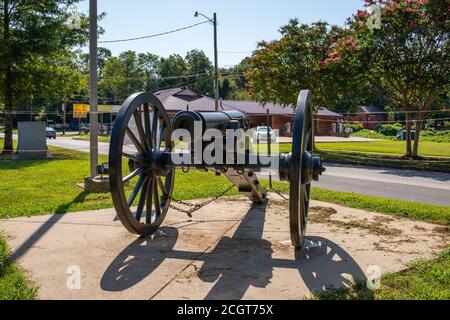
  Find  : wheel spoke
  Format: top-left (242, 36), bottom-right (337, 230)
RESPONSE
top-left (136, 178), bottom-right (150, 221)
top-left (157, 178), bottom-right (169, 199)
top-left (305, 128), bottom-right (312, 151)
top-left (128, 175), bottom-right (146, 207)
top-left (146, 179), bottom-right (154, 224)
top-left (126, 128), bottom-right (145, 153)
top-left (123, 167), bottom-right (144, 183)
top-left (302, 185), bottom-right (310, 203)
top-left (134, 109), bottom-right (150, 151)
top-left (143, 103), bottom-right (153, 149)
top-left (152, 111), bottom-right (159, 148)
top-left (153, 180), bottom-right (161, 217)
top-left (122, 152), bottom-right (143, 163)
top-left (157, 126), bottom-right (165, 149)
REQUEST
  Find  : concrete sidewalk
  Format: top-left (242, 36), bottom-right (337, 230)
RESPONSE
top-left (1, 196), bottom-right (448, 300)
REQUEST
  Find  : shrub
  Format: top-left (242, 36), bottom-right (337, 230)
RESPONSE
top-left (421, 130), bottom-right (450, 143)
top-left (353, 129), bottom-right (395, 140)
top-left (375, 123), bottom-right (403, 137)
top-left (345, 123), bottom-right (364, 133)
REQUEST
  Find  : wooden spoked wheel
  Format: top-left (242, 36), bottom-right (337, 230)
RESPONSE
top-left (289, 90), bottom-right (315, 249)
top-left (109, 92), bottom-right (175, 236)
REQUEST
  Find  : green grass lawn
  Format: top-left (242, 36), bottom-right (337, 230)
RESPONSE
top-left (314, 248), bottom-right (450, 300)
top-left (0, 235), bottom-right (37, 300)
top-left (317, 140), bottom-right (450, 158)
top-left (256, 140), bottom-right (450, 158)
top-left (72, 135), bottom-right (111, 143)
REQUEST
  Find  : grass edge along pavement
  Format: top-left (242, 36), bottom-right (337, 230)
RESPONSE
top-left (0, 233), bottom-right (37, 300)
top-left (317, 150), bottom-right (450, 173)
top-left (312, 247), bottom-right (450, 300)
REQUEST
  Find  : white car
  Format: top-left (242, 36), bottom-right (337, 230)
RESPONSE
top-left (253, 126), bottom-right (277, 143)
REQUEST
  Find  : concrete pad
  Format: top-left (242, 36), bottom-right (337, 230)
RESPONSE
top-left (1, 197), bottom-right (448, 300)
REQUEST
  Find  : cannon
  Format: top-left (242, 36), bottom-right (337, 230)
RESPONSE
top-left (109, 89), bottom-right (325, 248)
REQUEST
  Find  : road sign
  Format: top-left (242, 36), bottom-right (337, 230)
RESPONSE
top-left (98, 105), bottom-right (113, 113)
top-left (73, 104), bottom-right (89, 119)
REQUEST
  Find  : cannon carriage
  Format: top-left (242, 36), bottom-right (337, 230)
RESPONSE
top-left (109, 89), bottom-right (325, 248)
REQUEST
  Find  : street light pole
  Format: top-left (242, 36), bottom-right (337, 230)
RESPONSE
top-left (195, 11), bottom-right (219, 112)
top-left (213, 13), bottom-right (219, 112)
top-left (89, 0), bottom-right (98, 179)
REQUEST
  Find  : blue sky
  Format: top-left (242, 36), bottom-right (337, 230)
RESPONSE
top-left (78, 0), bottom-right (364, 67)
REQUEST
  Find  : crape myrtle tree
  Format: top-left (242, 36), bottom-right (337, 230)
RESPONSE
top-left (245, 20), bottom-right (356, 110)
top-left (0, 0), bottom-right (89, 153)
top-left (332, 0), bottom-right (449, 158)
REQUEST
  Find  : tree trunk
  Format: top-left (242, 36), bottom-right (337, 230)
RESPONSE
top-left (405, 112), bottom-right (412, 158)
top-left (2, 0), bottom-right (14, 154)
top-left (2, 67), bottom-right (14, 153)
top-left (413, 120), bottom-right (424, 158)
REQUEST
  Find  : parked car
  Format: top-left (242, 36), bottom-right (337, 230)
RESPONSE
top-left (80, 123), bottom-right (89, 134)
top-left (253, 126), bottom-right (277, 143)
top-left (46, 127), bottom-right (57, 139)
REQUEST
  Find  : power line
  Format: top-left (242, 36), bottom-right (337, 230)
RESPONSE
top-left (219, 51), bottom-right (253, 54)
top-left (99, 21), bottom-right (210, 44)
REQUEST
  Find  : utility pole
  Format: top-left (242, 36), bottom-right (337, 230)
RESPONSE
top-left (267, 109), bottom-right (272, 189)
top-left (195, 11), bottom-right (219, 111)
top-left (213, 13), bottom-right (219, 112)
top-left (89, 0), bottom-right (98, 179)
top-left (62, 97), bottom-right (67, 136)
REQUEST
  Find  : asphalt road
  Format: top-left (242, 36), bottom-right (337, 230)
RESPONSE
top-left (3, 134), bottom-right (449, 206)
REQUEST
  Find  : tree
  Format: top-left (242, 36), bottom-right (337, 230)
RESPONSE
top-left (341, 0), bottom-right (449, 158)
top-left (157, 54), bottom-right (187, 90)
top-left (138, 53), bottom-right (160, 93)
top-left (99, 51), bottom-right (146, 102)
top-left (245, 20), bottom-right (352, 109)
top-left (184, 49), bottom-right (214, 96)
top-left (219, 78), bottom-right (231, 99)
top-left (0, 0), bottom-right (88, 153)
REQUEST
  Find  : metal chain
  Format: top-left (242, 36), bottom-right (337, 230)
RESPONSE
top-left (169, 184), bottom-right (236, 218)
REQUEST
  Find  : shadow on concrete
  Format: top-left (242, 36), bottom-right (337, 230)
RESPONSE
top-left (11, 192), bottom-right (89, 261)
top-left (101, 204), bottom-right (366, 299)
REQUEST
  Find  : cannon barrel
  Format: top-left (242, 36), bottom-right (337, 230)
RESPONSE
top-left (172, 110), bottom-right (250, 136)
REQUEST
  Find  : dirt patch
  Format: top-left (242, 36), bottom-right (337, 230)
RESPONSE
top-left (373, 216), bottom-right (396, 224)
top-left (268, 199), bottom-right (289, 211)
top-left (309, 207), bottom-right (338, 224)
top-left (433, 226), bottom-right (450, 235)
top-left (309, 207), bottom-right (402, 237)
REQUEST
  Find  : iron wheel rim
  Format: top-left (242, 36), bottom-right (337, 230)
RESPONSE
top-left (109, 92), bottom-right (175, 236)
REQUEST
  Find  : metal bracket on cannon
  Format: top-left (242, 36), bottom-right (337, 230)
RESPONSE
top-left (108, 90), bottom-right (325, 249)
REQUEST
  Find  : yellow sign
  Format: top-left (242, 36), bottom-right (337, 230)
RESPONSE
top-left (73, 104), bottom-right (89, 119)
top-left (98, 105), bottom-right (113, 113)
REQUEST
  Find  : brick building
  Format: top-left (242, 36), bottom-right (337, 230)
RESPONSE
top-left (345, 106), bottom-right (388, 130)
